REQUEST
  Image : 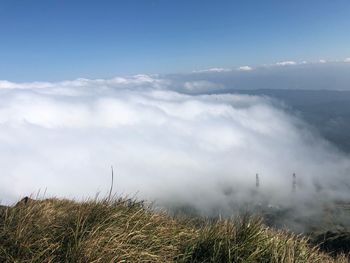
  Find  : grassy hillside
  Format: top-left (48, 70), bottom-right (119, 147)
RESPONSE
top-left (0, 197), bottom-right (348, 263)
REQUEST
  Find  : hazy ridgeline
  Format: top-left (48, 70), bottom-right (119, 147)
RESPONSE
top-left (0, 72), bottom-right (350, 233)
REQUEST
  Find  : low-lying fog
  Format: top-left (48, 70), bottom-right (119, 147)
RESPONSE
top-left (1, 62), bottom-right (350, 231)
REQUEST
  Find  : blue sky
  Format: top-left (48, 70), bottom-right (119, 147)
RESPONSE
top-left (0, 0), bottom-right (350, 81)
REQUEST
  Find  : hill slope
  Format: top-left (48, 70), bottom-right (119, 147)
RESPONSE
top-left (0, 197), bottom-right (347, 262)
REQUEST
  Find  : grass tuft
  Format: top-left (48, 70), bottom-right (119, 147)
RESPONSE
top-left (0, 197), bottom-right (348, 262)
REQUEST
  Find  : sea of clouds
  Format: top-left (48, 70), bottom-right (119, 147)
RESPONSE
top-left (0, 65), bottom-right (350, 229)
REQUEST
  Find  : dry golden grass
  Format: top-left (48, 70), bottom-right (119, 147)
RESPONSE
top-left (0, 197), bottom-right (348, 262)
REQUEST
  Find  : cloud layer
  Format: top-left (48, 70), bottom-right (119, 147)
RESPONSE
top-left (0, 75), bottom-right (349, 222)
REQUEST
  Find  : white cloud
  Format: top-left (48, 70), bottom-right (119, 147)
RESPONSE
top-left (0, 80), bottom-right (54, 89)
top-left (184, 80), bottom-right (222, 92)
top-left (193, 68), bottom-right (231, 73)
top-left (319, 59), bottom-right (327, 63)
top-left (344, 58), bottom-right (350, 63)
top-left (0, 73), bottom-right (349, 230)
top-left (275, 61), bottom-right (297, 66)
top-left (237, 66), bottom-right (253, 71)
top-left (0, 74), bottom-right (167, 91)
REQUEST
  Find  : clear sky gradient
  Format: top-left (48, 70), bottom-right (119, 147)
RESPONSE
top-left (0, 0), bottom-right (349, 81)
